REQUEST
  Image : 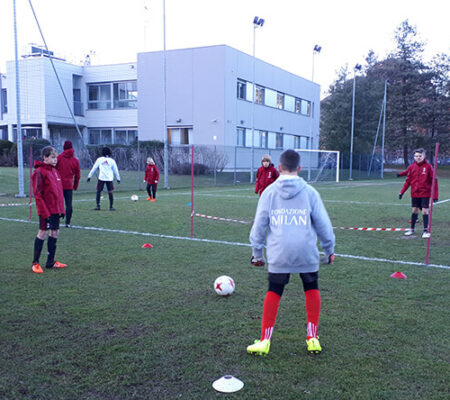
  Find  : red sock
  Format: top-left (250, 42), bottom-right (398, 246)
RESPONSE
top-left (260, 291), bottom-right (281, 341)
top-left (305, 289), bottom-right (321, 340)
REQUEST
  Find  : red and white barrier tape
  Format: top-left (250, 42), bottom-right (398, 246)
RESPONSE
top-left (0, 202), bottom-right (29, 207)
top-left (194, 213), bottom-right (250, 224)
top-left (340, 227), bottom-right (408, 231)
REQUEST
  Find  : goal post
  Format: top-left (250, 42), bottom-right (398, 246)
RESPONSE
top-left (294, 149), bottom-right (340, 183)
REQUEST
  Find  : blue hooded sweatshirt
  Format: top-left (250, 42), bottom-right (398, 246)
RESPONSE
top-left (250, 175), bottom-right (335, 273)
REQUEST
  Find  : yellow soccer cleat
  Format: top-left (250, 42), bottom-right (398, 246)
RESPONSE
top-left (306, 337), bottom-right (322, 354)
top-left (247, 339), bottom-right (270, 356)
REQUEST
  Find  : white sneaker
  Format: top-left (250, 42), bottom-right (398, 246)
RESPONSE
top-left (404, 229), bottom-right (414, 236)
top-left (422, 231), bottom-right (430, 239)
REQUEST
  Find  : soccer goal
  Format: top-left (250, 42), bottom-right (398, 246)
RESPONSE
top-left (294, 149), bottom-right (340, 183)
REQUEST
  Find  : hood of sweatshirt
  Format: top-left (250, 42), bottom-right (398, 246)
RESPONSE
top-left (34, 160), bottom-right (51, 170)
top-left (273, 176), bottom-right (307, 200)
top-left (60, 149), bottom-right (74, 158)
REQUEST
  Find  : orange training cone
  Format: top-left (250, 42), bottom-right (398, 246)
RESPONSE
top-left (390, 271), bottom-right (407, 279)
top-left (142, 243), bottom-right (153, 248)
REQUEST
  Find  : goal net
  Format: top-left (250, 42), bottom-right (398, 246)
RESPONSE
top-left (294, 149), bottom-right (340, 183)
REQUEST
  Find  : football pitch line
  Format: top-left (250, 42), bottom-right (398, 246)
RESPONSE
top-left (1, 216), bottom-right (449, 270)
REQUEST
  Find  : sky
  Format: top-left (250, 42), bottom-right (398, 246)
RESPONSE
top-left (1, 0), bottom-right (449, 98)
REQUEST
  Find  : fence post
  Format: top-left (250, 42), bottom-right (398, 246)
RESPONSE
top-left (214, 144), bottom-right (217, 186)
top-left (234, 147), bottom-right (237, 185)
top-left (190, 145), bottom-right (194, 238)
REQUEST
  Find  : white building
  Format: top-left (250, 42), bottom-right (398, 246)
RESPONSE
top-left (1, 44), bottom-right (320, 157)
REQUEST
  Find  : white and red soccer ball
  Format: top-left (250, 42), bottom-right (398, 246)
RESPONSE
top-left (214, 275), bottom-right (235, 296)
top-left (131, 194), bottom-right (139, 202)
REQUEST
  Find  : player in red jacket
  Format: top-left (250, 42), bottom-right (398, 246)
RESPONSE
top-left (399, 148), bottom-right (439, 238)
top-left (144, 157), bottom-right (160, 202)
top-left (31, 146), bottom-right (67, 273)
top-left (255, 155), bottom-right (279, 196)
top-left (56, 141), bottom-right (80, 227)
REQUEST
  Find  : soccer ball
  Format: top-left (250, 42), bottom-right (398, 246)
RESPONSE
top-left (214, 275), bottom-right (235, 296)
top-left (131, 194), bottom-right (139, 202)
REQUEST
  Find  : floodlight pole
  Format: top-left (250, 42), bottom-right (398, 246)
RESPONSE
top-left (251, 16), bottom-right (264, 184)
top-left (380, 79), bottom-right (388, 178)
top-left (349, 64), bottom-right (361, 180)
top-left (163, 0), bottom-right (169, 189)
top-left (13, 0), bottom-right (25, 197)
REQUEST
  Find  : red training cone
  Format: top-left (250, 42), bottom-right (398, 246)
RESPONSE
top-left (390, 271), bottom-right (407, 279)
top-left (142, 243), bottom-right (153, 248)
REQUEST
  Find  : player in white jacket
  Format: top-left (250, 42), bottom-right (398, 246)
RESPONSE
top-left (87, 147), bottom-right (121, 210)
top-left (248, 149), bottom-right (335, 356)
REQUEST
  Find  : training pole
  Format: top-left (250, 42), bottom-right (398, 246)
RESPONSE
top-left (190, 145), bottom-right (194, 238)
top-left (28, 146), bottom-right (33, 221)
top-left (426, 142), bottom-right (439, 265)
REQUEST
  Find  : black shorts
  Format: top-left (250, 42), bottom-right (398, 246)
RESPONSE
top-left (268, 271), bottom-right (319, 286)
top-left (39, 214), bottom-right (61, 231)
top-left (411, 197), bottom-right (429, 209)
top-left (97, 180), bottom-right (114, 192)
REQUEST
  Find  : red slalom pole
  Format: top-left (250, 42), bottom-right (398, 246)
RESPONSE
top-left (190, 145), bottom-right (194, 238)
top-left (426, 142), bottom-right (439, 265)
top-left (29, 146), bottom-right (33, 221)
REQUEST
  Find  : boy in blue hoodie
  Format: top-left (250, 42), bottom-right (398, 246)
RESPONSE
top-left (248, 149), bottom-right (335, 355)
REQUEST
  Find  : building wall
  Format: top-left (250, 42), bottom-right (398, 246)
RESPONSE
top-left (138, 46), bottom-right (226, 144)
top-left (138, 45), bottom-right (320, 149)
top-left (83, 62), bottom-right (138, 131)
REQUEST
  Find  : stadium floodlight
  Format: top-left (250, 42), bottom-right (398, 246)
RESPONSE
top-left (312, 44), bottom-right (322, 82)
top-left (250, 16), bottom-right (265, 184)
top-left (349, 63), bottom-right (362, 180)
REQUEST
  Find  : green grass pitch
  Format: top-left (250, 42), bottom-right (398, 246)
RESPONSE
top-left (1, 167), bottom-right (449, 399)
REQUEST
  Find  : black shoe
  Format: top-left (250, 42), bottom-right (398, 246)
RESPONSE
top-left (109, 207), bottom-right (115, 211)
top-left (94, 206), bottom-right (100, 210)
top-left (65, 223), bottom-right (71, 228)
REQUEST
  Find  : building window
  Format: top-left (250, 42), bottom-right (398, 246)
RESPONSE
top-left (88, 128), bottom-right (136, 145)
top-left (268, 132), bottom-right (276, 149)
top-left (285, 95), bottom-right (295, 112)
top-left (113, 81), bottom-right (137, 108)
top-left (276, 133), bottom-right (283, 149)
top-left (255, 86), bottom-right (264, 104)
top-left (276, 92), bottom-right (284, 109)
top-left (236, 127), bottom-right (245, 146)
top-left (237, 80), bottom-right (246, 100)
top-left (168, 128), bottom-right (191, 145)
top-left (264, 88), bottom-right (277, 108)
top-left (245, 129), bottom-right (253, 147)
top-left (115, 129), bottom-right (137, 144)
top-left (293, 135), bottom-right (301, 149)
top-left (1, 89), bottom-right (7, 114)
top-left (88, 84), bottom-right (111, 109)
top-left (295, 98), bottom-right (301, 114)
top-left (260, 131), bottom-right (268, 148)
top-left (301, 99), bottom-right (311, 116)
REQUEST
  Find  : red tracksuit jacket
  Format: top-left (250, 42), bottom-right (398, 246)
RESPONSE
top-left (32, 160), bottom-right (65, 219)
top-left (56, 149), bottom-right (81, 190)
top-left (255, 164), bottom-right (279, 196)
top-left (145, 165), bottom-right (160, 184)
top-left (400, 159), bottom-right (439, 199)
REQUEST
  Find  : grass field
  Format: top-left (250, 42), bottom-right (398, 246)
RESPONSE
top-left (1, 167), bottom-right (449, 399)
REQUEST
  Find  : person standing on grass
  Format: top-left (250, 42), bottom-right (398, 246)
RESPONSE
top-left (248, 149), bottom-right (335, 356)
top-left (399, 148), bottom-right (438, 238)
top-left (87, 147), bottom-right (121, 211)
top-left (31, 146), bottom-right (67, 273)
top-left (255, 154), bottom-right (279, 196)
top-left (144, 157), bottom-right (160, 202)
top-left (56, 140), bottom-right (80, 227)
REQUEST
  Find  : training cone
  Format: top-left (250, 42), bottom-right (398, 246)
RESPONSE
top-left (390, 271), bottom-right (407, 279)
top-left (212, 375), bottom-right (244, 393)
top-left (142, 243), bottom-right (153, 248)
